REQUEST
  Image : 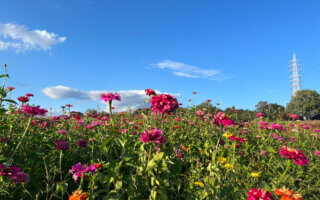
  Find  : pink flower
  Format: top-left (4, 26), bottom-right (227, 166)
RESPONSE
top-left (314, 150), bottom-right (320, 156)
top-left (58, 129), bottom-right (67, 134)
top-left (145, 88), bottom-right (156, 96)
top-left (20, 105), bottom-right (47, 116)
top-left (214, 112), bottom-right (234, 127)
top-left (269, 123), bottom-right (285, 131)
top-left (247, 188), bottom-right (274, 200)
top-left (229, 135), bottom-right (245, 143)
top-left (17, 96), bottom-right (29, 103)
top-left (313, 129), bottom-right (320, 133)
top-left (11, 172), bottom-right (29, 184)
top-left (25, 93), bottom-right (34, 97)
top-left (150, 94), bottom-right (179, 115)
top-left (100, 93), bottom-right (121, 103)
top-left (279, 146), bottom-right (308, 165)
top-left (139, 129), bottom-right (167, 144)
top-left (196, 110), bottom-right (205, 116)
top-left (70, 163), bottom-right (98, 182)
top-left (256, 113), bottom-right (265, 118)
top-left (287, 114), bottom-right (299, 120)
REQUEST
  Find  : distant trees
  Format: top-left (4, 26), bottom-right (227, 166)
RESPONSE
top-left (195, 102), bottom-right (222, 113)
top-left (286, 89), bottom-right (320, 120)
top-left (255, 101), bottom-right (285, 120)
top-left (85, 109), bottom-right (98, 115)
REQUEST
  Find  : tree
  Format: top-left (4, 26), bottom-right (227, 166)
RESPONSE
top-left (255, 101), bottom-right (285, 120)
top-left (286, 89), bottom-right (320, 120)
top-left (196, 101), bottom-right (221, 113)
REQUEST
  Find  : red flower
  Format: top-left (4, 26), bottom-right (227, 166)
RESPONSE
top-left (55, 139), bottom-right (69, 151)
top-left (25, 93), bottom-right (34, 97)
top-left (279, 146), bottom-right (308, 165)
top-left (214, 112), bottom-right (234, 127)
top-left (150, 94), bottom-right (179, 115)
top-left (17, 96), bottom-right (29, 103)
top-left (247, 188), bottom-right (274, 200)
top-left (20, 105), bottom-right (47, 116)
top-left (139, 129), bottom-right (167, 144)
top-left (145, 88), bottom-right (156, 96)
top-left (7, 86), bottom-right (15, 91)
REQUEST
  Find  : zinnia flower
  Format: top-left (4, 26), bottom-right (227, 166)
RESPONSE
top-left (100, 93), bottom-right (121, 103)
top-left (217, 157), bottom-right (227, 164)
top-left (287, 114), bottom-right (299, 120)
top-left (275, 187), bottom-right (302, 200)
top-left (139, 129), bottom-right (167, 144)
top-left (69, 190), bottom-right (87, 200)
top-left (150, 94), bottom-right (179, 115)
top-left (194, 181), bottom-right (204, 188)
top-left (250, 172), bottom-right (261, 178)
top-left (77, 139), bottom-right (87, 148)
top-left (256, 113), bottom-right (265, 118)
top-left (224, 163), bottom-right (233, 169)
top-left (70, 163), bottom-right (98, 182)
top-left (214, 112), bottom-right (234, 127)
top-left (17, 96), bottom-right (29, 103)
top-left (247, 188), bottom-right (274, 200)
top-left (55, 139), bottom-right (69, 151)
top-left (314, 150), bottom-right (320, 156)
top-left (20, 105), bottom-right (48, 116)
top-left (279, 146), bottom-right (308, 165)
top-left (11, 172), bottom-right (29, 183)
top-left (145, 88), bottom-right (156, 96)
top-left (7, 86), bottom-right (15, 91)
top-left (25, 93), bottom-right (34, 97)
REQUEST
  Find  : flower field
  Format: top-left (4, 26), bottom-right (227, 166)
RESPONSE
top-left (1, 74), bottom-right (320, 199)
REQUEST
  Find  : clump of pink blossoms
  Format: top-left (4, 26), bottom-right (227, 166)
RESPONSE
top-left (279, 146), bottom-right (309, 165)
top-left (247, 188), bottom-right (274, 200)
top-left (287, 114), bottom-right (299, 120)
top-left (70, 163), bottom-right (98, 182)
top-left (139, 129), bottom-right (167, 144)
top-left (100, 93), bottom-right (121, 103)
top-left (213, 112), bottom-right (234, 127)
top-left (0, 164), bottom-right (29, 184)
top-left (150, 94), bottom-right (179, 115)
top-left (20, 105), bottom-right (48, 116)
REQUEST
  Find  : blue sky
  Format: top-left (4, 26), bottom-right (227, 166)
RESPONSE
top-left (0, 0), bottom-right (319, 114)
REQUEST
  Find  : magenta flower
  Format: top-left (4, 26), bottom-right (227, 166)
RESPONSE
top-left (20, 105), bottom-right (47, 116)
top-left (145, 88), bottom-right (156, 96)
top-left (229, 135), bottom-right (245, 143)
top-left (279, 146), bottom-right (308, 165)
top-left (70, 163), bottom-right (98, 182)
top-left (58, 129), bottom-right (67, 134)
top-left (256, 113), bottom-right (265, 118)
top-left (314, 150), bottom-right (320, 156)
top-left (100, 93), bottom-right (121, 103)
top-left (269, 123), bottom-right (285, 131)
top-left (139, 129), bottom-right (167, 144)
top-left (11, 172), bottom-right (29, 184)
top-left (55, 139), bottom-right (69, 151)
top-left (287, 114), bottom-right (299, 120)
top-left (77, 139), bottom-right (87, 148)
top-left (17, 96), bottom-right (29, 103)
top-left (25, 93), bottom-right (34, 97)
top-left (247, 188), bottom-right (274, 200)
top-left (214, 112), bottom-right (234, 127)
top-left (150, 94), bottom-right (179, 115)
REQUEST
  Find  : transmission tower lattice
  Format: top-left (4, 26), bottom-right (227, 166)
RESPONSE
top-left (289, 53), bottom-right (302, 97)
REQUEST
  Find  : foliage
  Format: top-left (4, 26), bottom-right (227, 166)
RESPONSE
top-left (286, 89), bottom-right (320, 120)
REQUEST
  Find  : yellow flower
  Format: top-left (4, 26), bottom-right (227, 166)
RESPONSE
top-left (194, 181), bottom-right (204, 188)
top-left (222, 132), bottom-right (232, 138)
top-left (217, 157), bottom-right (227, 164)
top-left (250, 172), bottom-right (261, 178)
top-left (224, 163), bottom-right (233, 169)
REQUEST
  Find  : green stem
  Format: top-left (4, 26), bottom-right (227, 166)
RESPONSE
top-left (59, 151), bottom-right (63, 182)
top-left (10, 117), bottom-right (32, 161)
top-left (278, 160), bottom-right (291, 185)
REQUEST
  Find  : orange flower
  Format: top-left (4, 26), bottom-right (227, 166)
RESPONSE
top-left (69, 190), bottom-right (87, 200)
top-left (275, 187), bottom-right (302, 200)
top-left (94, 163), bottom-right (103, 169)
top-left (173, 125), bottom-right (181, 129)
top-left (181, 145), bottom-right (189, 152)
top-left (138, 122), bottom-right (144, 125)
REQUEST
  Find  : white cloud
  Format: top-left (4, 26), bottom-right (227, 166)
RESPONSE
top-left (42, 86), bottom-right (180, 112)
top-left (154, 60), bottom-right (226, 80)
top-left (0, 23), bottom-right (66, 52)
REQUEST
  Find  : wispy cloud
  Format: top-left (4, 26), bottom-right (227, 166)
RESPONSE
top-left (0, 23), bottom-right (66, 52)
top-left (42, 85), bottom-right (180, 112)
top-left (153, 60), bottom-right (227, 81)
